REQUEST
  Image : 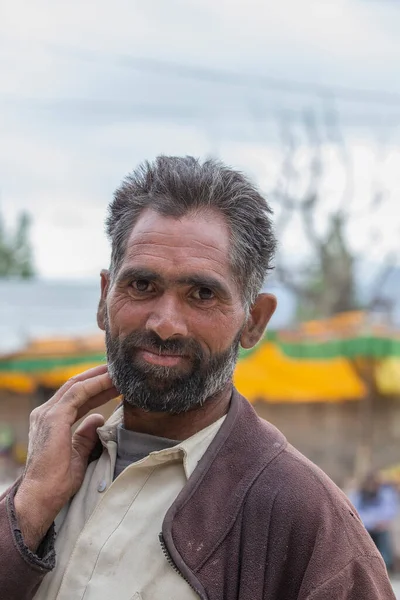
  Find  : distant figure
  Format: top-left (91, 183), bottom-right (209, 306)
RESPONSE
top-left (350, 471), bottom-right (399, 571)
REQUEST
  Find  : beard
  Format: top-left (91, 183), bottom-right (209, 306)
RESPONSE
top-left (105, 320), bottom-right (241, 414)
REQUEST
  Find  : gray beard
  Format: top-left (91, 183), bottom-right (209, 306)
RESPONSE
top-left (105, 325), bottom-right (241, 414)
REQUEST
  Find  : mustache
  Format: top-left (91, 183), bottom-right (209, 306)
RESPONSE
top-left (114, 330), bottom-right (204, 361)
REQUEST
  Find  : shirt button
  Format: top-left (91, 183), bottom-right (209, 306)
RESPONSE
top-left (97, 480), bottom-right (107, 493)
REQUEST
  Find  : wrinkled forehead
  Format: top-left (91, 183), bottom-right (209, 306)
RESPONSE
top-left (124, 208), bottom-right (233, 270)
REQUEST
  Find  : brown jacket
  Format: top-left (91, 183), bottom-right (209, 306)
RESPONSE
top-left (0, 390), bottom-right (395, 599)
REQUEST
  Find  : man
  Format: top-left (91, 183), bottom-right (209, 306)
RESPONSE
top-left (350, 471), bottom-right (399, 572)
top-left (0, 156), bottom-right (394, 599)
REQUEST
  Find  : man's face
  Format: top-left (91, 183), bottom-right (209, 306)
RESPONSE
top-left (102, 208), bottom-right (248, 414)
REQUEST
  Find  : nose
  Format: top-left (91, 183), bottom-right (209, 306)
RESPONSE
top-left (145, 293), bottom-right (188, 340)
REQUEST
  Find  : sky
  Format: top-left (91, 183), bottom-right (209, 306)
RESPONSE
top-left (1, 0), bottom-right (400, 279)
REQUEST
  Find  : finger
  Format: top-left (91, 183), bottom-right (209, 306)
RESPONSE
top-left (46, 364), bottom-right (109, 408)
top-left (75, 386), bottom-right (119, 422)
top-left (47, 376), bottom-right (117, 426)
top-left (72, 413), bottom-right (105, 463)
top-left (57, 373), bottom-right (114, 411)
top-left (75, 413), bottom-right (105, 436)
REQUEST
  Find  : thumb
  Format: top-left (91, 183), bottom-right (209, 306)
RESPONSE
top-left (72, 413), bottom-right (105, 461)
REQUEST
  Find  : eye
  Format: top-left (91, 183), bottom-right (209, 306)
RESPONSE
top-left (193, 287), bottom-right (215, 301)
top-left (132, 279), bottom-right (153, 293)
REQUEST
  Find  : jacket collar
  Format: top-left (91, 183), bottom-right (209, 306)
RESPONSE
top-left (96, 405), bottom-right (226, 480)
top-left (162, 389), bottom-right (287, 596)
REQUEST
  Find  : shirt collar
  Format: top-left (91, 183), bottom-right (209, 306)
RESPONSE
top-left (97, 407), bottom-right (226, 479)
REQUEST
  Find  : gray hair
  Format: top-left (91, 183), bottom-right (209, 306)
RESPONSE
top-left (106, 155), bottom-right (276, 306)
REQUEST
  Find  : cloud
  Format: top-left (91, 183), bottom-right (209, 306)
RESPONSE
top-left (1, 0), bottom-right (400, 277)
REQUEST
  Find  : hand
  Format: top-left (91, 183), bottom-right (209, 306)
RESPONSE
top-left (14, 365), bottom-right (118, 551)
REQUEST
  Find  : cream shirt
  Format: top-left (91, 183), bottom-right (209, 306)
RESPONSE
top-left (34, 408), bottom-right (225, 600)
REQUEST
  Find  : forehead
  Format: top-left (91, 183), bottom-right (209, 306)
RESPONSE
top-left (121, 208), bottom-right (233, 280)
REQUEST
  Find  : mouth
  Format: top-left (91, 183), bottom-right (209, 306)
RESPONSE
top-left (138, 348), bottom-right (188, 368)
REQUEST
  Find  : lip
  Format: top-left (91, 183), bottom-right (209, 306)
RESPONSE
top-left (138, 348), bottom-right (187, 367)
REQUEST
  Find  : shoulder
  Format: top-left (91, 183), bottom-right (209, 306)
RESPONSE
top-left (241, 441), bottom-right (389, 595)
top-left (224, 404), bottom-right (390, 595)
top-left (246, 440), bottom-right (380, 560)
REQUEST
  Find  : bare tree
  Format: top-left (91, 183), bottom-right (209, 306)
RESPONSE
top-left (266, 105), bottom-right (399, 478)
top-left (270, 105), bottom-right (397, 320)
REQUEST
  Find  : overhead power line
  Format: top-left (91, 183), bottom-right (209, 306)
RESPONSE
top-left (2, 96), bottom-right (400, 130)
top-left (47, 44), bottom-right (400, 108)
top-left (114, 55), bottom-right (400, 107)
top-left (2, 46), bottom-right (400, 131)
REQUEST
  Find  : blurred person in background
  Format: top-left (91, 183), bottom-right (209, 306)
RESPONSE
top-left (350, 471), bottom-right (399, 572)
top-left (0, 157), bottom-right (394, 599)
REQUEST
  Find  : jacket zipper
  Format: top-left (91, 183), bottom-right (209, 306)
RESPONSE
top-left (159, 533), bottom-right (205, 599)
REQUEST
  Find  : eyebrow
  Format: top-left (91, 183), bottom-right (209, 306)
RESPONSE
top-left (117, 267), bottom-right (232, 299)
top-left (117, 267), bottom-right (163, 284)
top-left (175, 274), bottom-right (231, 298)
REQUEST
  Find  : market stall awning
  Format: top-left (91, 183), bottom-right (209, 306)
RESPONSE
top-left (1, 313), bottom-right (399, 401)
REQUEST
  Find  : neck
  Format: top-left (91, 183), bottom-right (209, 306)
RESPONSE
top-left (122, 383), bottom-right (232, 440)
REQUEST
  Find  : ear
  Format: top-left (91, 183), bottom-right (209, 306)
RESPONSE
top-left (97, 269), bottom-right (110, 331)
top-left (240, 293), bottom-right (277, 349)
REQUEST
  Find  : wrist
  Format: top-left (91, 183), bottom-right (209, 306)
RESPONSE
top-left (14, 483), bottom-right (58, 552)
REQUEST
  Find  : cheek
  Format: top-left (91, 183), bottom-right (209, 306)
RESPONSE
top-left (193, 309), bottom-right (244, 353)
top-left (107, 295), bottom-right (146, 334)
